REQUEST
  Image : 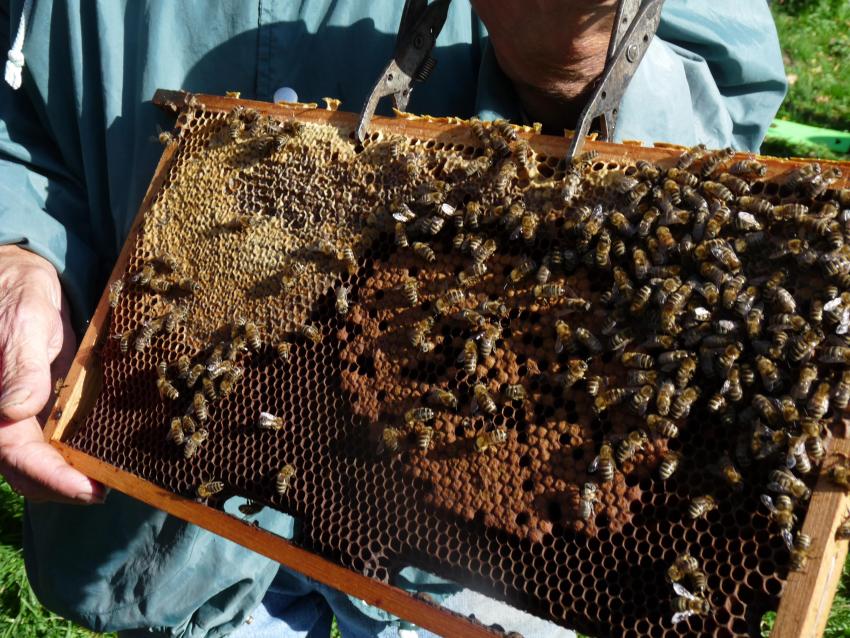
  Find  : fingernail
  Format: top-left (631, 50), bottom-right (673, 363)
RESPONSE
top-left (0, 387), bottom-right (32, 411)
top-left (75, 483), bottom-right (109, 505)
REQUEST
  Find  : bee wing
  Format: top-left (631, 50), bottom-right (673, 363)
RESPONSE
top-left (767, 481), bottom-right (784, 494)
top-left (785, 449), bottom-right (797, 469)
top-left (672, 582), bottom-right (696, 599)
top-left (589, 456), bottom-right (600, 473)
top-left (671, 610), bottom-right (694, 624)
top-left (782, 529), bottom-right (794, 550)
top-left (760, 494), bottom-right (778, 514)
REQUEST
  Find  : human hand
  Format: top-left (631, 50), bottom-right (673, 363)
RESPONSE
top-left (470, 1), bottom-right (617, 129)
top-left (0, 245), bottom-right (105, 503)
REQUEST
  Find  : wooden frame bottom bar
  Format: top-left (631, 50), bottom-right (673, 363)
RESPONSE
top-left (51, 441), bottom-right (502, 638)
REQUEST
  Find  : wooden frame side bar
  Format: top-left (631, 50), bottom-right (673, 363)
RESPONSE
top-left (773, 436), bottom-right (850, 638)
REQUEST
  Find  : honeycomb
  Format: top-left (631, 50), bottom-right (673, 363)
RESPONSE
top-left (65, 93), bottom-right (850, 637)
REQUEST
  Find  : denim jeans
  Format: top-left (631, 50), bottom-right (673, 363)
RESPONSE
top-left (228, 566), bottom-right (574, 638)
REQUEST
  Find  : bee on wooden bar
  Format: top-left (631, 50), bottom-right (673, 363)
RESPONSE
top-left (183, 428), bottom-right (208, 459)
top-left (578, 482), bottom-right (598, 521)
top-left (729, 157), bottom-right (767, 178)
top-left (836, 510), bottom-right (850, 540)
top-left (276, 464), bottom-right (295, 495)
top-left (196, 480), bottom-right (224, 499)
top-left (789, 532), bottom-right (812, 571)
top-left (474, 426), bottom-right (507, 452)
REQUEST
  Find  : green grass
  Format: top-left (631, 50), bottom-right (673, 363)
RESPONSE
top-left (0, 478), bottom-right (108, 638)
top-left (771, 0), bottom-right (850, 133)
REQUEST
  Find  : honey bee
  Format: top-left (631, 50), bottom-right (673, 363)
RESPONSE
top-left (299, 323), bottom-right (322, 344)
top-left (727, 157), bottom-right (766, 178)
top-left (274, 341), bottom-right (292, 362)
top-left (107, 278), bottom-right (125, 308)
top-left (200, 376), bottom-right (217, 401)
top-left (632, 247), bottom-right (650, 280)
top-left (240, 321), bottom-right (260, 351)
top-left (185, 363), bottom-right (204, 388)
top-left (629, 384), bottom-right (654, 415)
top-left (421, 389), bottom-right (458, 413)
top-left (616, 430), bottom-right (648, 464)
top-left (670, 355), bottom-right (696, 388)
top-left (471, 383), bottom-right (496, 415)
top-left (238, 501), bottom-right (265, 517)
top-left (687, 495), bottom-right (717, 519)
top-left (474, 426), bottom-right (508, 452)
top-left (836, 510), bottom-right (850, 540)
top-left (659, 451), bottom-right (681, 480)
top-left (655, 380), bottom-right (676, 416)
top-left (412, 242), bottom-right (436, 263)
top-left (807, 382), bottom-right (831, 419)
top-left (621, 351), bottom-right (654, 369)
top-left (558, 359), bottom-right (588, 391)
top-left (276, 464), bottom-right (295, 495)
top-left (167, 417), bottom-right (185, 445)
top-left (753, 355), bottom-right (781, 392)
top-left (768, 468), bottom-right (811, 500)
top-left (590, 441), bottom-right (616, 482)
top-left (191, 391), bottom-right (208, 421)
top-left (181, 414), bottom-right (197, 436)
top-left (671, 583), bottom-right (710, 624)
top-left (834, 370), bottom-right (850, 410)
top-left (405, 407), bottom-right (435, 424)
top-left (156, 377), bottom-right (179, 401)
top-left (195, 480), bottom-right (224, 500)
top-left (380, 426), bottom-right (404, 453)
top-left (800, 165), bottom-right (842, 198)
top-left (183, 428), bottom-right (208, 459)
top-left (455, 338), bottom-right (478, 375)
top-left (761, 493), bottom-right (796, 545)
top-left (503, 384), bottom-right (527, 402)
top-left (415, 424), bottom-right (435, 452)
top-left (667, 553), bottom-right (700, 585)
top-left (702, 180), bottom-right (735, 203)
top-left (508, 257), bottom-right (536, 285)
top-left (476, 324), bottom-right (501, 358)
top-left (394, 221), bottom-right (409, 248)
top-left (578, 482), bottom-right (598, 521)
top-left (478, 299), bottom-right (507, 318)
top-left (789, 532), bottom-right (813, 571)
top-left (627, 370), bottom-right (658, 386)
top-left (649, 413), bottom-right (680, 439)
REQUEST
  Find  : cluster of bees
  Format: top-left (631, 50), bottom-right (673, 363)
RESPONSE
top-left (352, 119), bottom-right (849, 623)
top-left (132, 102), bottom-right (850, 630)
top-left (109, 254), bottom-right (299, 506)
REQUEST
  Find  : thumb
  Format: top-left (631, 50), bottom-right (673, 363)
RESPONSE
top-left (0, 292), bottom-right (61, 422)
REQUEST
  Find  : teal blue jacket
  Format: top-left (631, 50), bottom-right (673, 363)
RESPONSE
top-left (0, 1), bottom-right (785, 636)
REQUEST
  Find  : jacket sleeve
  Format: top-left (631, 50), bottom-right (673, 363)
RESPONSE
top-left (474, 0), bottom-right (787, 152)
top-left (0, 2), bottom-right (102, 327)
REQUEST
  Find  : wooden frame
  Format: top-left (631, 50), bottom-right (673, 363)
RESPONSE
top-left (44, 90), bottom-right (850, 637)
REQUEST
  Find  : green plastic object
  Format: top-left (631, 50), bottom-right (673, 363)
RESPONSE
top-left (766, 118), bottom-right (850, 155)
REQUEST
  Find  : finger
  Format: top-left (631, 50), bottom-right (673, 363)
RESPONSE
top-left (0, 291), bottom-right (62, 422)
top-left (0, 416), bottom-right (106, 504)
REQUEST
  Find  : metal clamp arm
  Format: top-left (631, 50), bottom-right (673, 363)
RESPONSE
top-left (566, 0), bottom-right (665, 160)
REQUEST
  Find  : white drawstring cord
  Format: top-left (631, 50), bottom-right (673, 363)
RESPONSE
top-left (5, 0), bottom-right (34, 89)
